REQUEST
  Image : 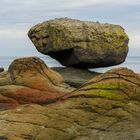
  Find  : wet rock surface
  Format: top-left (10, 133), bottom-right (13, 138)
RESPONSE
top-left (28, 18), bottom-right (129, 68)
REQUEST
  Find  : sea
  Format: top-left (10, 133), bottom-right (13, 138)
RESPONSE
top-left (0, 56), bottom-right (140, 74)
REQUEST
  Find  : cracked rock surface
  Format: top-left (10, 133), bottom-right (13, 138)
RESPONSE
top-left (0, 66), bottom-right (140, 140)
top-left (28, 18), bottom-right (129, 68)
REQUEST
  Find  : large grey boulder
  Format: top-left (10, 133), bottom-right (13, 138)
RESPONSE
top-left (28, 18), bottom-right (129, 68)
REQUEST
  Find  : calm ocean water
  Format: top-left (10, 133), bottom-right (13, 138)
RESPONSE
top-left (0, 56), bottom-right (140, 73)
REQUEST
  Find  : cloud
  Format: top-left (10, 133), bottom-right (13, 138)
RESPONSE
top-left (0, 0), bottom-right (140, 25)
top-left (0, 27), bottom-right (26, 39)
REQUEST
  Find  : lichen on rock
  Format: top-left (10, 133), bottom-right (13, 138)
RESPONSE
top-left (28, 18), bottom-right (129, 68)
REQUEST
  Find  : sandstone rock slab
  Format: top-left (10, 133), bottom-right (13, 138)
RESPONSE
top-left (0, 57), bottom-right (73, 108)
top-left (0, 68), bottom-right (140, 140)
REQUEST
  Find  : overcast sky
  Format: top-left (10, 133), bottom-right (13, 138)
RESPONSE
top-left (0, 0), bottom-right (140, 56)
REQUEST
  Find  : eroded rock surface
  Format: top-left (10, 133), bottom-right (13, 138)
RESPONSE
top-left (0, 57), bottom-right (73, 108)
top-left (28, 18), bottom-right (129, 68)
top-left (0, 68), bottom-right (140, 140)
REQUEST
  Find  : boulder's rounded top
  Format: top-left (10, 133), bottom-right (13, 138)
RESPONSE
top-left (8, 57), bottom-right (64, 88)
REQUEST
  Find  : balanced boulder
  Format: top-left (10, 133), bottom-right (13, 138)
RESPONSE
top-left (28, 18), bottom-right (129, 68)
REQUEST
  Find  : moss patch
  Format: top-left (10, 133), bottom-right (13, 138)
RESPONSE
top-left (73, 82), bottom-right (129, 100)
top-left (73, 89), bottom-right (128, 100)
top-left (87, 89), bottom-right (127, 100)
top-left (80, 82), bottom-right (125, 91)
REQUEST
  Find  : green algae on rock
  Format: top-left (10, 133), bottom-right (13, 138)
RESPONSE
top-left (28, 18), bottom-right (129, 68)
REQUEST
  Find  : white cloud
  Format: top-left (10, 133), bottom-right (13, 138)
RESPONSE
top-left (0, 0), bottom-right (139, 14)
top-left (0, 28), bottom-right (26, 39)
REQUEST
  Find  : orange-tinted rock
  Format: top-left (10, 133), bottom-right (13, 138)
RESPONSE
top-left (8, 57), bottom-right (64, 91)
top-left (0, 85), bottom-right (64, 104)
top-left (0, 57), bottom-right (73, 108)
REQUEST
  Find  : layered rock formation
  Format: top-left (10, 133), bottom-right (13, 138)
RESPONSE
top-left (0, 67), bottom-right (140, 140)
top-left (28, 18), bottom-right (129, 68)
top-left (0, 57), bottom-right (73, 109)
top-left (70, 67), bottom-right (140, 100)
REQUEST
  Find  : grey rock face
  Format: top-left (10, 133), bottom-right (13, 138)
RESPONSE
top-left (53, 67), bottom-right (100, 87)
